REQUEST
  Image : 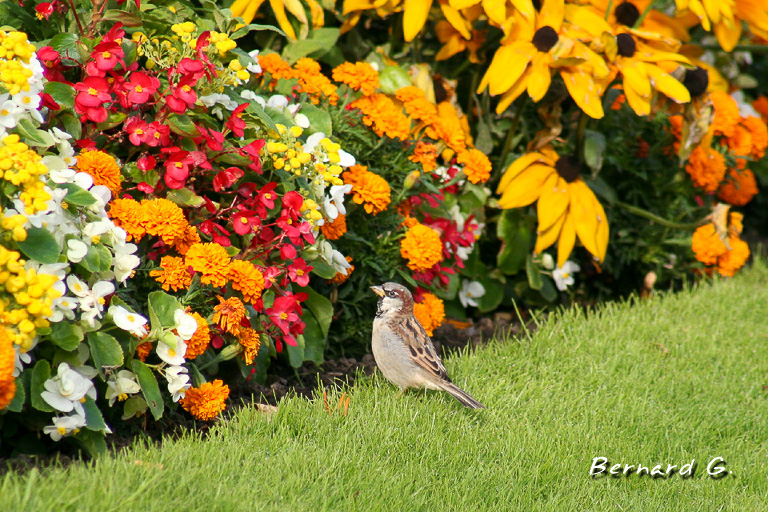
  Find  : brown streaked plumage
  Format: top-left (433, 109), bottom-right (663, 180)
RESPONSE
top-left (370, 282), bottom-right (485, 409)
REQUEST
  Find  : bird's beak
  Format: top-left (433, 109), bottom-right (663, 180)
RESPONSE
top-left (370, 285), bottom-right (385, 297)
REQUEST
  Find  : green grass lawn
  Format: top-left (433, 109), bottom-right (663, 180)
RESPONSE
top-left (2, 263), bottom-right (768, 511)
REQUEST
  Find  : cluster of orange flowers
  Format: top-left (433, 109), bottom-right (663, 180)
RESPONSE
top-left (180, 379), bottom-right (230, 421)
top-left (691, 217), bottom-right (749, 277)
top-left (400, 222), bottom-right (444, 272)
top-left (413, 293), bottom-right (445, 337)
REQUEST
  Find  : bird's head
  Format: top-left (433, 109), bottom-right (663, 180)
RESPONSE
top-left (371, 282), bottom-right (413, 317)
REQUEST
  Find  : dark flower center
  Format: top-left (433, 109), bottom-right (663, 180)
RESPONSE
top-left (533, 26), bottom-right (559, 52)
top-left (683, 67), bottom-right (709, 97)
top-left (616, 33), bottom-right (636, 57)
top-left (532, 0), bottom-right (541, 10)
top-left (555, 156), bottom-right (580, 183)
top-left (615, 2), bottom-right (640, 27)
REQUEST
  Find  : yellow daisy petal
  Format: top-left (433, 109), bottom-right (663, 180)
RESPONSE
top-left (438, 0), bottom-right (471, 39)
top-left (481, 42), bottom-right (535, 96)
top-left (569, 180), bottom-right (600, 259)
top-left (537, 0), bottom-right (564, 32)
top-left (557, 212), bottom-right (577, 268)
top-left (497, 151), bottom-right (548, 194)
top-left (403, 0), bottom-right (434, 42)
top-left (645, 64), bottom-right (691, 104)
top-left (498, 164), bottom-right (555, 208)
top-left (482, 0), bottom-right (507, 26)
top-left (561, 68), bottom-right (605, 119)
top-left (269, 0), bottom-right (297, 40)
top-left (535, 209), bottom-right (566, 255)
top-left (527, 52), bottom-right (552, 102)
top-left (714, 18), bottom-right (743, 52)
top-left (537, 174), bottom-right (569, 232)
top-left (495, 69), bottom-right (531, 113)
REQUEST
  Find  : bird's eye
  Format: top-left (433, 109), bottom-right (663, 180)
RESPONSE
top-left (386, 290), bottom-right (396, 298)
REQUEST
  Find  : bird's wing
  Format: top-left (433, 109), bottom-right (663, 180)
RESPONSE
top-left (393, 315), bottom-right (450, 382)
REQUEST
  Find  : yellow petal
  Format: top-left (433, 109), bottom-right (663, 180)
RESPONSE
top-left (435, 34), bottom-right (466, 60)
top-left (620, 59), bottom-right (652, 98)
top-left (560, 68), bottom-right (605, 120)
top-left (403, 0), bottom-right (434, 42)
top-left (482, 0), bottom-right (507, 26)
top-left (497, 151), bottom-right (547, 193)
top-left (495, 67), bottom-right (531, 113)
top-left (623, 76), bottom-right (651, 116)
top-left (535, 209), bottom-right (566, 255)
top-left (557, 212), bottom-right (577, 268)
top-left (510, 0), bottom-right (535, 20)
top-left (645, 64), bottom-right (691, 104)
top-left (340, 11), bottom-right (362, 33)
top-left (569, 181), bottom-right (606, 260)
top-left (450, 0), bottom-right (480, 9)
top-left (498, 164), bottom-right (555, 208)
top-left (269, 0), bottom-right (297, 40)
top-left (714, 18), bottom-right (742, 52)
top-left (537, 174), bottom-right (569, 232)
top-left (527, 52), bottom-right (552, 102)
top-left (343, 0), bottom-right (375, 14)
top-left (481, 43), bottom-right (534, 96)
top-left (305, 0), bottom-right (325, 27)
top-left (569, 6), bottom-right (612, 38)
top-left (438, 0), bottom-right (471, 39)
top-left (538, 0), bottom-right (564, 32)
top-left (283, 0), bottom-right (308, 25)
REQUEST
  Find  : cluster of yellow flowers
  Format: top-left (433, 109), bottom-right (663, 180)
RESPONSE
top-left (0, 31), bottom-right (36, 95)
top-left (0, 245), bottom-right (61, 351)
top-left (266, 125), bottom-right (345, 186)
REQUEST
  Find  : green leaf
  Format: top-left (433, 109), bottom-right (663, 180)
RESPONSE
top-left (395, 268), bottom-right (419, 288)
top-left (301, 285), bottom-right (333, 338)
top-left (82, 397), bottom-right (107, 431)
top-left (74, 429), bottom-right (107, 457)
top-left (539, 276), bottom-right (558, 302)
top-left (49, 321), bottom-right (84, 351)
top-left (96, 112), bottom-right (127, 131)
top-left (167, 113), bottom-right (201, 137)
top-left (583, 130), bottom-right (606, 172)
top-left (59, 113), bottom-right (82, 140)
top-left (496, 210), bottom-right (532, 275)
top-left (286, 335), bottom-right (306, 368)
top-left (43, 82), bottom-right (76, 110)
top-left (147, 291), bottom-right (182, 329)
top-left (80, 244), bottom-right (113, 273)
top-left (433, 272), bottom-right (460, 301)
top-left (17, 227), bottom-right (60, 264)
top-left (526, 254), bottom-right (543, 291)
top-left (309, 259), bottom-right (337, 279)
top-left (167, 187), bottom-right (204, 207)
top-left (378, 65), bottom-right (412, 95)
top-left (50, 33), bottom-right (81, 63)
top-left (30, 360), bottom-right (53, 413)
top-left (87, 332), bottom-right (124, 375)
top-left (477, 278), bottom-right (504, 314)
top-left (586, 177), bottom-right (617, 206)
top-left (230, 23), bottom-right (285, 39)
top-left (102, 9), bottom-right (143, 26)
top-left (15, 118), bottom-right (55, 147)
top-left (7, 377), bottom-right (25, 412)
top-left (282, 28), bottom-right (339, 64)
top-left (122, 396), bottom-right (148, 420)
top-left (300, 103), bottom-right (332, 135)
top-left (58, 183), bottom-right (96, 206)
top-left (131, 360), bottom-right (164, 420)
top-left (246, 102), bottom-right (279, 133)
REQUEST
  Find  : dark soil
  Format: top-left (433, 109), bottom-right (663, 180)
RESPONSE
top-left (1, 312), bottom-right (529, 475)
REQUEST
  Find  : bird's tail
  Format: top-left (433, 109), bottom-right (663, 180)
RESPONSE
top-left (440, 382), bottom-right (486, 409)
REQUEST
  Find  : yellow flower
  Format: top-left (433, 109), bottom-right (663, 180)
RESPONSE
top-left (76, 150), bottom-right (122, 198)
top-left (185, 243), bottom-right (232, 287)
top-left (150, 256), bottom-right (192, 292)
top-left (237, 328), bottom-right (261, 365)
top-left (0, 326), bottom-right (16, 411)
top-left (320, 213), bottom-right (347, 240)
top-left (332, 62), bottom-right (380, 96)
top-left (396, 86), bottom-right (439, 125)
top-left (228, 259), bottom-right (266, 304)
top-left (180, 380), bottom-right (230, 421)
top-left (213, 296), bottom-right (247, 335)
top-left (174, 225), bottom-right (202, 256)
top-left (342, 165), bottom-right (392, 215)
top-left (408, 141), bottom-right (439, 173)
top-left (710, 90), bottom-right (740, 137)
top-left (293, 58), bottom-right (339, 105)
top-left (497, 147), bottom-right (609, 267)
top-left (675, 0), bottom-right (767, 52)
top-left (400, 223), bottom-right (443, 272)
top-left (185, 312), bottom-right (211, 360)
top-left (413, 293), bottom-right (445, 337)
top-left (256, 52), bottom-right (297, 81)
top-left (435, 20), bottom-right (485, 63)
top-left (230, 0), bottom-right (323, 40)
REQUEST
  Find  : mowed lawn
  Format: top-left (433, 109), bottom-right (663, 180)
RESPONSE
top-left (2, 263), bottom-right (768, 511)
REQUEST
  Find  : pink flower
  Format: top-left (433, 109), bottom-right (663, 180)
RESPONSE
top-left (91, 42), bottom-right (124, 71)
top-left (213, 167), bottom-right (244, 192)
top-left (231, 209), bottom-right (260, 235)
top-left (165, 75), bottom-right (198, 113)
top-left (125, 72), bottom-right (160, 105)
top-left (226, 103), bottom-right (248, 137)
top-left (74, 77), bottom-right (111, 123)
top-left (287, 258), bottom-right (312, 287)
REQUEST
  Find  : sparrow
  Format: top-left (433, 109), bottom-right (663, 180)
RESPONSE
top-left (370, 282), bottom-right (485, 409)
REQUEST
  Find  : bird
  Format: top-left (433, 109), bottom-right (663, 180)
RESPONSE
top-left (370, 282), bottom-right (485, 409)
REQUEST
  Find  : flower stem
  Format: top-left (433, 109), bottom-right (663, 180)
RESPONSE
top-left (604, 0), bottom-right (613, 21)
top-left (575, 110), bottom-right (589, 165)
top-left (493, 100), bottom-right (524, 173)
top-left (700, 44), bottom-right (768, 53)
top-left (66, 0), bottom-right (86, 36)
top-left (614, 201), bottom-right (704, 230)
top-left (634, 0), bottom-right (655, 27)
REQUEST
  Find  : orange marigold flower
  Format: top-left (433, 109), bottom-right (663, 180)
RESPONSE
top-left (329, 256), bottom-right (354, 284)
top-left (752, 95), bottom-right (768, 120)
top-left (425, 117), bottom-right (466, 154)
top-left (717, 236), bottom-right (750, 277)
top-left (409, 141), bottom-right (439, 173)
top-left (76, 149), bottom-right (122, 197)
top-left (150, 255), bottom-right (192, 292)
top-left (740, 116), bottom-right (768, 159)
top-left (350, 93), bottom-right (410, 140)
top-left (342, 165), bottom-right (391, 215)
top-left (108, 197), bottom-right (146, 242)
top-left (174, 225), bottom-right (201, 256)
top-left (395, 86), bottom-right (439, 125)
top-left (135, 341), bottom-right (152, 362)
top-left (710, 90), bottom-right (740, 138)
top-left (185, 243), bottom-right (231, 287)
top-left (400, 223), bottom-right (443, 272)
top-left (457, 148), bottom-right (492, 184)
top-left (320, 213), bottom-right (347, 240)
top-left (141, 198), bottom-right (188, 246)
top-left (0, 327), bottom-right (16, 411)
top-left (258, 52), bottom-right (296, 81)
top-left (185, 312), bottom-right (211, 360)
top-left (294, 58), bottom-right (339, 105)
top-left (228, 259), bottom-right (265, 304)
top-left (213, 296), bottom-right (246, 335)
top-left (718, 168), bottom-right (758, 206)
top-left (725, 123), bottom-right (753, 157)
top-left (332, 62), bottom-right (379, 96)
top-left (610, 93), bottom-right (626, 111)
top-left (686, 146), bottom-right (726, 193)
top-left (237, 328), bottom-right (261, 365)
top-left (180, 379), bottom-right (229, 421)
top-left (692, 223), bottom-right (727, 265)
top-left (413, 293), bottom-right (445, 337)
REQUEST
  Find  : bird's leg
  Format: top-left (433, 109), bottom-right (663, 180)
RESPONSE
top-left (396, 388), bottom-right (410, 398)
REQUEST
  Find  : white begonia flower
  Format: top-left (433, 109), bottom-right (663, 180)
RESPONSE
top-left (110, 305), bottom-right (148, 337)
top-left (246, 49), bottom-right (261, 73)
top-left (13, 345), bottom-right (32, 377)
top-left (173, 309), bottom-right (198, 341)
top-left (319, 241), bottom-right (352, 275)
top-left (294, 113), bottom-right (310, 128)
top-left (68, 277), bottom-right (115, 326)
top-left (113, 242), bottom-right (140, 283)
top-left (303, 132), bottom-right (325, 153)
top-left (267, 94), bottom-right (289, 109)
top-left (43, 414), bottom-right (87, 441)
top-left (455, 245), bottom-right (472, 261)
top-left (41, 363), bottom-right (97, 416)
top-left (166, 365), bottom-right (191, 402)
top-left (338, 149), bottom-right (356, 167)
top-left (157, 338), bottom-right (187, 366)
top-left (73, 172), bottom-right (94, 190)
top-left (0, 100), bottom-right (22, 130)
top-left (43, 155), bottom-right (77, 183)
top-left (541, 253), bottom-right (555, 270)
top-left (322, 184), bottom-right (353, 220)
top-left (50, 127), bottom-right (72, 143)
top-left (459, 280), bottom-right (486, 308)
top-left (105, 370), bottom-right (141, 407)
top-left (553, 261), bottom-right (580, 291)
top-left (66, 239), bottom-right (88, 263)
top-left (731, 89), bottom-right (761, 118)
top-left (240, 90), bottom-right (266, 107)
